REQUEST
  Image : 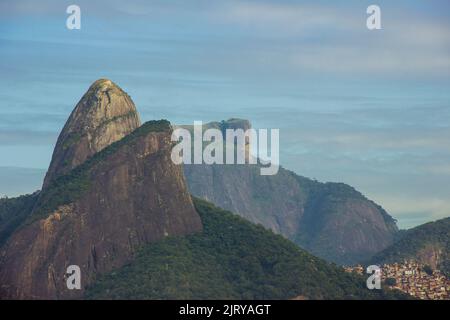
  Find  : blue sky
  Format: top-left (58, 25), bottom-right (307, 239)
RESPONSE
top-left (0, 0), bottom-right (449, 228)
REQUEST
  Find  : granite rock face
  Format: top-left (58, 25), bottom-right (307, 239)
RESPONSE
top-left (43, 79), bottom-right (141, 188)
top-left (183, 120), bottom-right (398, 265)
top-left (0, 81), bottom-right (202, 299)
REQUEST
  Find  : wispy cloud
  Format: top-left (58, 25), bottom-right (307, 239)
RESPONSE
top-left (372, 195), bottom-right (450, 229)
top-left (0, 130), bottom-right (57, 146)
top-left (215, 1), bottom-right (450, 76)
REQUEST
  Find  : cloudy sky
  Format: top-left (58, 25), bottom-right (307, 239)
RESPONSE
top-left (0, 0), bottom-right (449, 228)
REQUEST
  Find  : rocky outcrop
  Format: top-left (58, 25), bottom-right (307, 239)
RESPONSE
top-left (296, 182), bottom-right (398, 264)
top-left (0, 121), bottom-right (202, 299)
top-left (183, 120), bottom-right (399, 265)
top-left (42, 79), bottom-right (141, 188)
top-left (0, 80), bottom-right (201, 300)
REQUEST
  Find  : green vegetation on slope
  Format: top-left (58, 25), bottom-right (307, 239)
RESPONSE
top-left (295, 181), bottom-right (398, 264)
top-left (0, 193), bottom-right (38, 246)
top-left (299, 181), bottom-right (397, 236)
top-left (26, 120), bottom-right (171, 224)
top-left (86, 198), bottom-right (407, 300)
top-left (185, 162), bottom-right (398, 265)
top-left (369, 217), bottom-right (450, 277)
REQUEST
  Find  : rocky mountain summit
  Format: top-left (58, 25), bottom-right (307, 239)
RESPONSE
top-left (42, 79), bottom-right (141, 188)
top-left (0, 81), bottom-right (201, 299)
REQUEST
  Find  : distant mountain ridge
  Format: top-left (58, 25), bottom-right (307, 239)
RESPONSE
top-left (183, 119), bottom-right (398, 265)
top-left (369, 217), bottom-right (450, 277)
top-left (43, 79), bottom-right (141, 188)
top-left (0, 193), bottom-right (38, 247)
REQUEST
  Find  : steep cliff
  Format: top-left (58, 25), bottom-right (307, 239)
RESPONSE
top-left (42, 79), bottom-right (141, 188)
top-left (183, 120), bottom-right (398, 265)
top-left (0, 80), bottom-right (201, 299)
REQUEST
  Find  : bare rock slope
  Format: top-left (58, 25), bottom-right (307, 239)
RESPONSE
top-left (183, 120), bottom-right (398, 265)
top-left (43, 79), bottom-right (141, 188)
top-left (0, 80), bottom-right (201, 299)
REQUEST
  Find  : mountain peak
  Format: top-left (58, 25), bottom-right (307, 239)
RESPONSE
top-left (87, 78), bottom-right (125, 96)
top-left (0, 79), bottom-right (203, 299)
top-left (42, 79), bottom-right (141, 188)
